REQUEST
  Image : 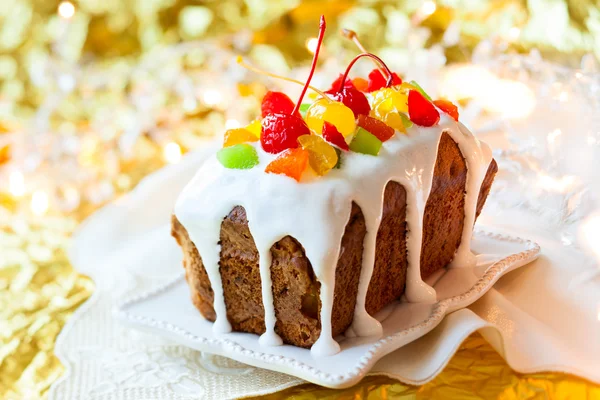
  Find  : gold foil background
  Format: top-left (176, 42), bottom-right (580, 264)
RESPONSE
top-left (2, 0), bottom-right (600, 398)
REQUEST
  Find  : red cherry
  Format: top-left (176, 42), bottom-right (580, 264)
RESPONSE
top-left (433, 99), bottom-right (459, 121)
top-left (329, 86), bottom-right (371, 118)
top-left (366, 69), bottom-right (402, 92)
top-left (261, 113), bottom-right (310, 154)
top-left (322, 121), bottom-right (349, 151)
top-left (261, 91), bottom-right (299, 118)
top-left (327, 74), bottom-right (354, 93)
top-left (357, 114), bottom-right (395, 142)
top-left (260, 16), bottom-right (326, 154)
top-left (408, 90), bottom-right (440, 127)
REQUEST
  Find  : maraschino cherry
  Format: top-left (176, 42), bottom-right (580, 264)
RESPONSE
top-left (366, 69), bottom-right (402, 92)
top-left (325, 77), bottom-right (370, 118)
top-left (327, 52), bottom-right (396, 118)
top-left (261, 91), bottom-right (300, 118)
top-left (260, 16), bottom-right (327, 154)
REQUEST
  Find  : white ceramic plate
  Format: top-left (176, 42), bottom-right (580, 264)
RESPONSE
top-left (114, 230), bottom-right (539, 389)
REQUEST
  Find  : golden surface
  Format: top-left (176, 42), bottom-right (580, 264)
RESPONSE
top-left (0, 213), bottom-right (93, 399)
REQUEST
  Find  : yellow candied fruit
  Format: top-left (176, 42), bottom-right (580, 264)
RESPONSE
top-left (399, 82), bottom-right (419, 92)
top-left (245, 119), bottom-right (262, 138)
top-left (298, 134), bottom-right (339, 176)
top-left (371, 88), bottom-right (408, 114)
top-left (305, 98), bottom-right (356, 138)
top-left (223, 128), bottom-right (259, 147)
top-left (369, 109), bottom-right (407, 134)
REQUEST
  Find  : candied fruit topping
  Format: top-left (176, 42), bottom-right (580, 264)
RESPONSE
top-left (217, 144), bottom-right (259, 169)
top-left (357, 114), bottom-right (395, 142)
top-left (298, 134), bottom-right (339, 176)
top-left (399, 82), bottom-right (418, 92)
top-left (371, 88), bottom-right (408, 114)
top-left (245, 119), bottom-right (262, 138)
top-left (399, 112), bottom-right (413, 128)
top-left (265, 148), bottom-right (309, 181)
top-left (223, 128), bottom-right (258, 147)
top-left (322, 121), bottom-right (349, 151)
top-left (305, 98), bottom-right (356, 138)
top-left (261, 113), bottom-right (310, 154)
top-left (327, 74), bottom-right (354, 92)
top-left (349, 127), bottom-right (382, 156)
top-left (407, 90), bottom-right (440, 127)
top-left (367, 68), bottom-right (402, 92)
top-left (329, 86), bottom-right (371, 118)
top-left (299, 103), bottom-right (311, 118)
top-left (258, 16), bottom-right (326, 155)
top-left (433, 99), bottom-right (459, 121)
top-left (352, 77), bottom-right (368, 92)
top-left (370, 110), bottom-right (405, 133)
top-left (261, 91), bottom-right (299, 118)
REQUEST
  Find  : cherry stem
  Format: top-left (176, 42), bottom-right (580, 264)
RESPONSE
top-left (338, 53), bottom-right (394, 92)
top-left (236, 56), bottom-right (329, 99)
top-left (341, 29), bottom-right (388, 79)
top-left (293, 15), bottom-right (326, 115)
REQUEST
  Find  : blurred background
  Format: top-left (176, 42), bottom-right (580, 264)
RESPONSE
top-left (1, 0), bottom-right (600, 397)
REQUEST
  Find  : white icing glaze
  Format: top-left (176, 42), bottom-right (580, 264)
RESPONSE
top-left (449, 121), bottom-right (493, 268)
top-left (174, 113), bottom-right (492, 358)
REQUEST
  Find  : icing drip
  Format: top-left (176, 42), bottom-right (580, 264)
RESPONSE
top-left (255, 246), bottom-right (282, 346)
top-left (184, 222), bottom-right (232, 334)
top-left (449, 122), bottom-right (493, 268)
top-left (174, 114), bottom-right (492, 357)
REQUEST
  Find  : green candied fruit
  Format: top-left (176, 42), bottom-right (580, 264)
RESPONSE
top-left (409, 80), bottom-right (432, 102)
top-left (217, 144), bottom-right (259, 169)
top-left (349, 127), bottom-right (382, 156)
top-left (299, 103), bottom-right (311, 118)
top-left (399, 112), bottom-right (413, 128)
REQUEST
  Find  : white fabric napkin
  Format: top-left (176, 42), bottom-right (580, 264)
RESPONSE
top-left (49, 146), bottom-right (600, 400)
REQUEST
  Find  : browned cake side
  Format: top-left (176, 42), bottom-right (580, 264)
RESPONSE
top-left (171, 132), bottom-right (498, 347)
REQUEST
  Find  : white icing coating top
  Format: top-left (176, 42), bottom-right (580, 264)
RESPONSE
top-left (174, 113), bottom-right (492, 357)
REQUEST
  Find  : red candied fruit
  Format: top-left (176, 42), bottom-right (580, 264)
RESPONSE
top-left (326, 74), bottom-right (371, 118)
top-left (265, 148), bottom-right (309, 181)
top-left (408, 90), bottom-right (440, 127)
top-left (367, 69), bottom-right (402, 92)
top-left (261, 113), bottom-right (310, 154)
top-left (330, 86), bottom-right (371, 118)
top-left (433, 99), bottom-right (459, 121)
top-left (327, 74), bottom-right (355, 93)
top-left (261, 91), bottom-right (300, 118)
top-left (322, 121), bottom-right (349, 151)
top-left (357, 114), bottom-right (395, 142)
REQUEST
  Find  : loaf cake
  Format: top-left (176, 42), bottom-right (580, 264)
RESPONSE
top-left (172, 17), bottom-right (496, 356)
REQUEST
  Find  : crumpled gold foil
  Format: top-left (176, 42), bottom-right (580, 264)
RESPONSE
top-left (251, 334), bottom-right (600, 399)
top-left (0, 213), bottom-right (93, 399)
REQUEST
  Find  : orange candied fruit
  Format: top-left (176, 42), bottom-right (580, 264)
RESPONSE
top-left (265, 148), bottom-right (309, 182)
top-left (223, 128), bottom-right (259, 147)
top-left (352, 77), bottom-right (369, 92)
top-left (433, 99), bottom-right (459, 121)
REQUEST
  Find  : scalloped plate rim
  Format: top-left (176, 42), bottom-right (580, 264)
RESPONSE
top-left (114, 229), bottom-right (540, 389)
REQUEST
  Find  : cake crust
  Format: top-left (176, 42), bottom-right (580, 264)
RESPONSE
top-left (171, 132), bottom-right (498, 348)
